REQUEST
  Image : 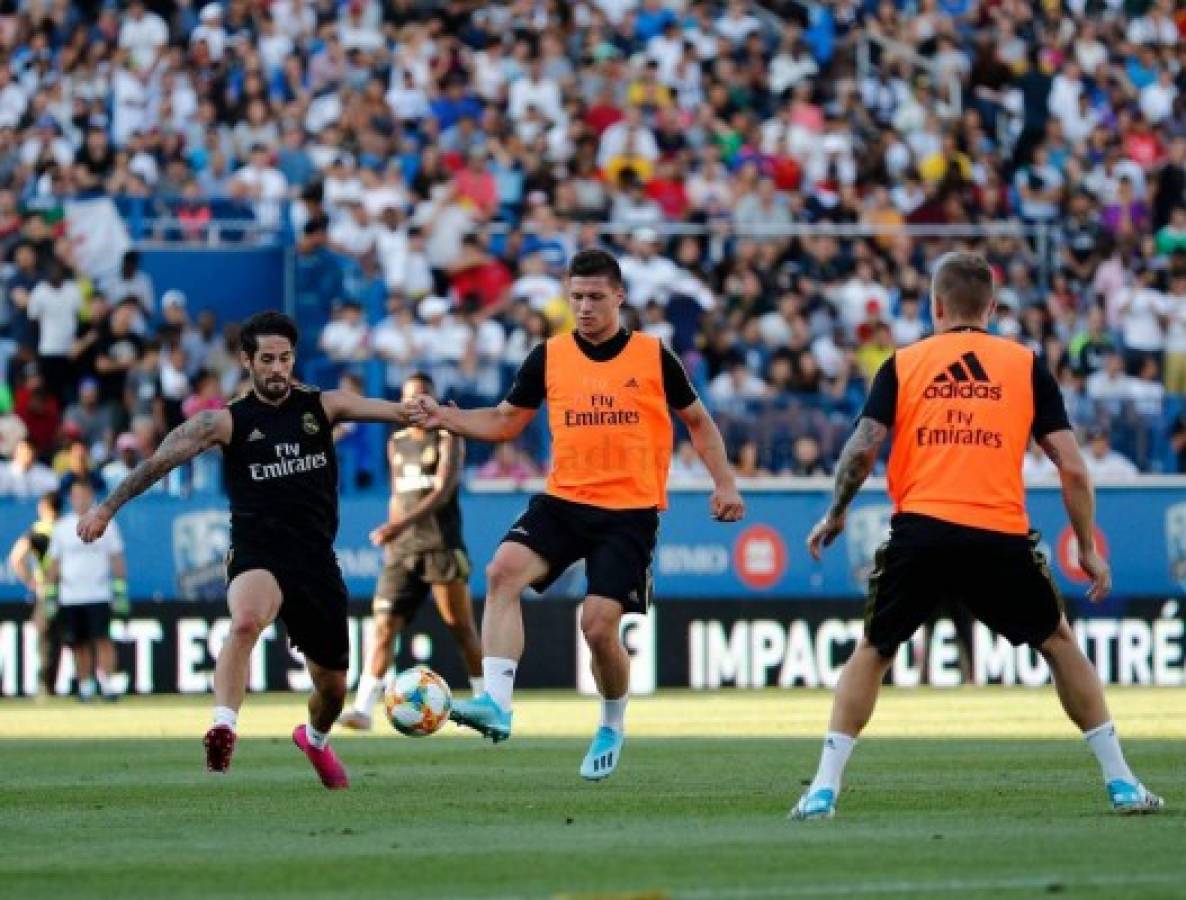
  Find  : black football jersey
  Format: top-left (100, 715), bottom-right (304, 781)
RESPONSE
top-left (388, 428), bottom-right (465, 553)
top-left (222, 384), bottom-right (339, 559)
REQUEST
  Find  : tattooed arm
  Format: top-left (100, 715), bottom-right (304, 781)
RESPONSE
top-left (806, 417), bottom-right (888, 560)
top-left (76, 409), bottom-right (232, 542)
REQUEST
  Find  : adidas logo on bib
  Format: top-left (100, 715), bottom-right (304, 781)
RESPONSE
top-left (924, 352), bottom-right (1002, 401)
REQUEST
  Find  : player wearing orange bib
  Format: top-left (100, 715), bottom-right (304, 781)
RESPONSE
top-left (791, 252), bottom-right (1163, 820)
top-left (410, 249), bottom-right (744, 780)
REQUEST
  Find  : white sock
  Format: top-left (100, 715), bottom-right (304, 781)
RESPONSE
top-left (95, 670), bottom-right (111, 694)
top-left (1084, 721), bottom-right (1134, 784)
top-left (600, 695), bottom-right (628, 733)
top-left (469, 676), bottom-right (484, 696)
top-left (79, 677), bottom-right (96, 699)
top-left (354, 672), bottom-right (384, 714)
top-left (482, 657), bottom-right (517, 712)
top-left (305, 723), bottom-right (329, 750)
top-left (808, 731), bottom-right (857, 795)
top-left (212, 706), bottom-right (238, 732)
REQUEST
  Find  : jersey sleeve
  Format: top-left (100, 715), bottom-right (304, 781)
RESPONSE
top-left (660, 345), bottom-right (698, 411)
top-left (860, 357), bottom-right (898, 428)
top-left (1031, 357), bottom-right (1071, 439)
top-left (504, 343), bottom-right (546, 409)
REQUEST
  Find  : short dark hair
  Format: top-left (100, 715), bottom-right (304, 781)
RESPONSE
top-left (932, 252), bottom-right (994, 321)
top-left (240, 311), bottom-right (299, 357)
top-left (404, 371), bottom-right (435, 394)
top-left (567, 248), bottom-right (623, 287)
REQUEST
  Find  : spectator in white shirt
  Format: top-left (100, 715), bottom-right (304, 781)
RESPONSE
top-left (708, 354), bottom-right (767, 403)
top-left (597, 105), bottom-right (659, 170)
top-left (620, 227), bottom-right (680, 308)
top-left (1082, 428), bottom-right (1140, 482)
top-left (1117, 266), bottom-right (1167, 372)
top-left (328, 198), bottom-right (377, 258)
top-left (508, 59), bottom-right (563, 124)
top-left (319, 302), bottom-right (370, 362)
top-left (715, 0), bottom-right (762, 46)
top-left (231, 144), bottom-right (288, 229)
top-left (834, 260), bottom-right (891, 337)
top-left (511, 251), bottom-right (564, 312)
top-left (892, 296), bottom-right (928, 346)
top-left (1140, 69), bottom-right (1177, 124)
top-left (769, 30), bottom-right (818, 96)
top-left (371, 292), bottom-right (417, 390)
top-left (1085, 350), bottom-right (1136, 405)
top-left (0, 437), bottom-right (59, 499)
top-left (191, 3), bottom-right (228, 62)
top-left (118, 0), bottom-right (168, 72)
top-left (27, 260), bottom-right (82, 399)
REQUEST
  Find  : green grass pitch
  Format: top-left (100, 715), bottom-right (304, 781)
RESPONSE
top-left (2, 688), bottom-right (1184, 899)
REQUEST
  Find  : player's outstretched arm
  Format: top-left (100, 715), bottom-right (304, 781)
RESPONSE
top-left (408, 396), bottom-right (536, 444)
top-left (1040, 428), bottom-right (1111, 602)
top-left (807, 417), bottom-right (887, 560)
top-left (675, 400), bottom-right (744, 522)
top-left (321, 389), bottom-right (412, 426)
top-left (77, 409), bottom-right (231, 542)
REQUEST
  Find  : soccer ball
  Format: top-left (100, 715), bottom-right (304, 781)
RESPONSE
top-left (383, 666), bottom-right (452, 737)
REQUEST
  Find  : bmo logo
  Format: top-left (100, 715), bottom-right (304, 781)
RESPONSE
top-left (733, 525), bottom-right (788, 590)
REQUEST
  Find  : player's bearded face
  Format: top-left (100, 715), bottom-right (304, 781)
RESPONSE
top-left (245, 336), bottom-right (295, 401)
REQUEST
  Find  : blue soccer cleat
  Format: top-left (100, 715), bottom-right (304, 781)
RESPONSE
top-left (1107, 779), bottom-right (1165, 815)
top-left (788, 788), bottom-right (837, 821)
top-left (580, 727), bottom-right (624, 781)
top-left (450, 693), bottom-right (512, 743)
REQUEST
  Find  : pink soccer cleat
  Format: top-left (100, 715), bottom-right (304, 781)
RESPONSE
top-left (204, 725), bottom-right (237, 774)
top-left (292, 725), bottom-right (350, 790)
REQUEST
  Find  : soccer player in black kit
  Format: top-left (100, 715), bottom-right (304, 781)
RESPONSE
top-left (76, 312), bottom-right (413, 789)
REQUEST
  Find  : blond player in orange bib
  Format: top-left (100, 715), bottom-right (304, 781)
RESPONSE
top-left (790, 252), bottom-right (1163, 820)
top-left (409, 249), bottom-right (743, 780)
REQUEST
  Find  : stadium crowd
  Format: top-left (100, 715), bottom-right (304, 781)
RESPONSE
top-left (1, 0), bottom-right (1186, 494)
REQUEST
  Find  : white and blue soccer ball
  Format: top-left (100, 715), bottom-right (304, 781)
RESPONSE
top-left (383, 666), bottom-right (452, 737)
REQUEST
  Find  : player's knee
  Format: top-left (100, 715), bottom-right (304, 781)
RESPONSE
top-left (229, 613), bottom-right (268, 641)
top-left (485, 560), bottom-right (526, 603)
top-left (580, 611), bottom-right (620, 650)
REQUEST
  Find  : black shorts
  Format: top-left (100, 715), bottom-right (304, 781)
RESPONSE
top-left (865, 513), bottom-right (1064, 657)
top-left (374, 548), bottom-right (471, 620)
top-left (58, 602), bottom-right (111, 645)
top-left (502, 494), bottom-right (658, 614)
top-left (226, 545), bottom-right (349, 671)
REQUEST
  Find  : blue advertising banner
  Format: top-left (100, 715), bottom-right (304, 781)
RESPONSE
top-left (1, 484), bottom-right (1184, 604)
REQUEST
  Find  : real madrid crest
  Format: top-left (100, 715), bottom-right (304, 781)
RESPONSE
top-left (302, 412), bottom-right (320, 435)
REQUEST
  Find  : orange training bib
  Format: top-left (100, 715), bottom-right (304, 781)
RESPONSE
top-left (886, 331), bottom-right (1036, 534)
top-left (545, 332), bottom-right (674, 510)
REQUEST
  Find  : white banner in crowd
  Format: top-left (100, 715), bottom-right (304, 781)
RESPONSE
top-left (65, 198), bottom-right (131, 282)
